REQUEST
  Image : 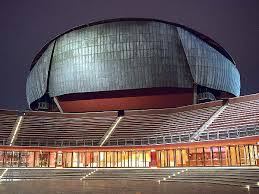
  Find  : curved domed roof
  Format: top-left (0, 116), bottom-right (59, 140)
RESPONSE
top-left (26, 18), bottom-right (240, 107)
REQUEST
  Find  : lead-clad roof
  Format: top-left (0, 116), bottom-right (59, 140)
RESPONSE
top-left (26, 41), bottom-right (55, 105)
top-left (177, 27), bottom-right (240, 96)
top-left (26, 19), bottom-right (240, 106)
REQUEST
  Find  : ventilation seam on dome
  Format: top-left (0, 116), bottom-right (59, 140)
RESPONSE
top-left (176, 27), bottom-right (195, 85)
top-left (46, 40), bottom-right (57, 95)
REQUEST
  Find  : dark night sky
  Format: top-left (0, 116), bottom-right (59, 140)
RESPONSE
top-left (0, 0), bottom-right (258, 111)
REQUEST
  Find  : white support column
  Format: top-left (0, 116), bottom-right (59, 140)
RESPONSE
top-left (98, 116), bottom-right (123, 146)
top-left (9, 114), bottom-right (24, 146)
top-left (54, 97), bottom-right (64, 113)
top-left (190, 103), bottom-right (228, 141)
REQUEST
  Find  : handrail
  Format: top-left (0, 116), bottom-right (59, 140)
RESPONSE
top-left (0, 125), bottom-right (257, 147)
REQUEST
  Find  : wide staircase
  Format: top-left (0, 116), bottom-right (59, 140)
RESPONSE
top-left (164, 168), bottom-right (259, 187)
top-left (207, 98), bottom-right (259, 133)
top-left (108, 104), bottom-right (221, 145)
top-left (1, 169), bottom-right (93, 180)
top-left (14, 111), bottom-right (117, 146)
top-left (0, 167), bottom-right (258, 188)
top-left (0, 94), bottom-right (258, 147)
top-left (83, 167), bottom-right (259, 188)
top-left (83, 168), bottom-right (176, 181)
top-left (0, 110), bottom-right (19, 145)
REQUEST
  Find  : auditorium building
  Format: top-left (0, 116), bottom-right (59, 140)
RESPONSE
top-left (0, 18), bottom-right (258, 170)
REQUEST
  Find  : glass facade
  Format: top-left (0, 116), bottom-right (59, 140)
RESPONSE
top-left (0, 144), bottom-right (257, 168)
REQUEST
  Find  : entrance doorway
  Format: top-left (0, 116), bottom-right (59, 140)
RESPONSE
top-left (56, 152), bottom-right (63, 168)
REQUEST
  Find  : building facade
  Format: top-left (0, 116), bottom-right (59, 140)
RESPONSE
top-left (0, 19), bottom-right (258, 171)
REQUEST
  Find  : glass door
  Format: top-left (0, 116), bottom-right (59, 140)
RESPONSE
top-left (12, 152), bottom-right (20, 167)
top-left (211, 147), bottom-right (221, 166)
top-left (196, 148), bottom-right (204, 166)
top-left (56, 152), bottom-right (63, 167)
top-left (0, 151), bottom-right (4, 167)
top-left (5, 151), bottom-right (13, 167)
